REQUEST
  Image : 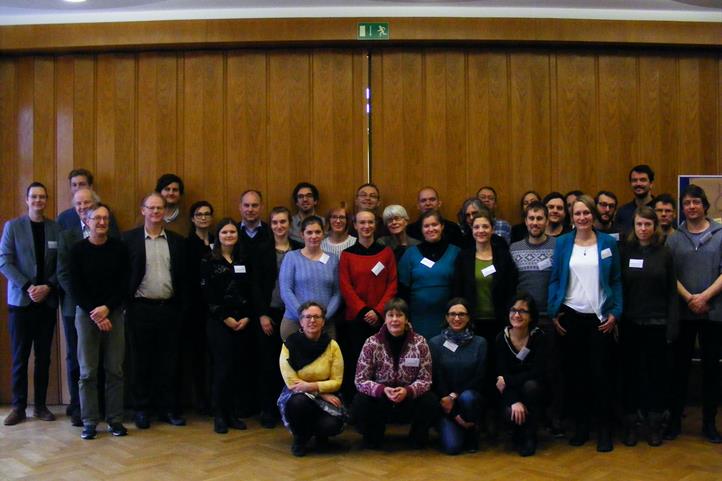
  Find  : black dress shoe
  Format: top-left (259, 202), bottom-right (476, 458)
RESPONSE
top-left (81, 425), bottom-right (97, 440)
top-left (597, 428), bottom-right (614, 453)
top-left (214, 417), bottom-right (228, 434)
top-left (33, 406), bottom-right (56, 421)
top-left (4, 409), bottom-right (27, 426)
top-left (134, 412), bottom-right (150, 429)
top-left (107, 423), bottom-right (128, 437)
top-left (229, 418), bottom-right (247, 430)
top-left (70, 412), bottom-right (83, 427)
top-left (291, 436), bottom-right (308, 457)
top-left (702, 421), bottom-right (722, 443)
top-left (664, 417), bottom-right (681, 440)
top-left (159, 413), bottom-right (186, 426)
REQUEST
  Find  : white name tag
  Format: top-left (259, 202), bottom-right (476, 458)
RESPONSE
top-left (629, 258), bottom-right (644, 269)
top-left (403, 357), bottom-right (420, 367)
top-left (234, 265), bottom-right (246, 274)
top-left (209, 243), bottom-right (214, 250)
top-left (610, 233), bottom-right (620, 241)
top-left (420, 257), bottom-right (435, 268)
top-left (537, 258), bottom-right (552, 270)
top-left (601, 248), bottom-right (612, 259)
top-left (481, 264), bottom-right (496, 277)
top-left (443, 340), bottom-right (458, 352)
top-left (47, 241), bottom-right (57, 249)
top-left (319, 253), bottom-right (330, 264)
top-left (371, 261), bottom-right (385, 276)
top-left (516, 346), bottom-right (530, 361)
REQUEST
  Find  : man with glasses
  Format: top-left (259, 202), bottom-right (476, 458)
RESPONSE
top-left (350, 183), bottom-right (388, 237)
top-left (594, 191), bottom-right (621, 240)
top-left (654, 193), bottom-right (677, 238)
top-left (123, 192), bottom-right (187, 430)
top-left (69, 204), bottom-right (130, 440)
top-left (477, 186), bottom-right (511, 245)
top-left (289, 182), bottom-right (323, 244)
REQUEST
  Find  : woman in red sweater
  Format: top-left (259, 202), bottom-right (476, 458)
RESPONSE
top-left (338, 210), bottom-right (397, 401)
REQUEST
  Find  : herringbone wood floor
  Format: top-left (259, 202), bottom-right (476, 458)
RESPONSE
top-left (1, 406), bottom-right (721, 481)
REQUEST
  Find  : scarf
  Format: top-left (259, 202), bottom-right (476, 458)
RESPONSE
top-left (284, 331), bottom-right (331, 371)
top-left (442, 327), bottom-right (475, 347)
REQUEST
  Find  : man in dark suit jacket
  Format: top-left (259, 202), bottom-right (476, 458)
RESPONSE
top-left (123, 192), bottom-right (187, 429)
top-left (0, 182), bottom-right (60, 426)
top-left (57, 168), bottom-right (120, 236)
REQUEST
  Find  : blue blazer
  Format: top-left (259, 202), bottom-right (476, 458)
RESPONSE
top-left (547, 229), bottom-right (622, 320)
top-left (0, 215), bottom-right (60, 308)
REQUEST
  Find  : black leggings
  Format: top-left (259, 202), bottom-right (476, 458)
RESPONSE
top-left (621, 322), bottom-right (667, 413)
top-left (285, 393), bottom-right (344, 439)
top-left (503, 379), bottom-right (545, 428)
top-left (352, 391), bottom-right (439, 444)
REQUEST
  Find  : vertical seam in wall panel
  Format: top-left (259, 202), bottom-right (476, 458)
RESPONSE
top-left (92, 54), bottom-right (98, 175)
top-left (675, 54), bottom-right (681, 193)
top-left (635, 54), bottom-right (641, 166)
top-left (309, 50), bottom-right (314, 180)
top-left (265, 52), bottom-right (270, 198)
top-left (549, 51), bottom-right (556, 191)
top-left (464, 49), bottom-right (469, 193)
top-left (595, 52), bottom-right (600, 187)
top-left (177, 52), bottom-right (184, 180)
top-left (506, 50), bottom-right (512, 177)
top-left (366, 49), bottom-right (372, 183)
top-left (222, 51), bottom-right (228, 216)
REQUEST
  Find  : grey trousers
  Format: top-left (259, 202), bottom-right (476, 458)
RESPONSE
top-left (76, 306), bottom-right (125, 426)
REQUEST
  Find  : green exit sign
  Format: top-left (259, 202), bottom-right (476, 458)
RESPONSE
top-left (357, 22), bottom-right (390, 40)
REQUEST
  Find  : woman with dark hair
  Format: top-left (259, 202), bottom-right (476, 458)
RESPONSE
top-left (457, 198), bottom-right (484, 248)
top-left (280, 216), bottom-right (341, 340)
top-left (548, 195), bottom-right (622, 452)
top-left (510, 191), bottom-right (541, 243)
top-left (429, 298), bottom-right (487, 454)
top-left (278, 301), bottom-right (345, 457)
top-left (353, 298), bottom-right (438, 449)
top-left (378, 204), bottom-right (420, 261)
top-left (666, 184), bottom-right (722, 443)
top-left (200, 218), bottom-right (260, 434)
top-left (619, 206), bottom-right (677, 447)
top-left (182, 200), bottom-right (214, 414)
top-left (495, 292), bottom-right (549, 457)
top-left (321, 202), bottom-right (356, 257)
top-left (398, 210), bottom-right (461, 339)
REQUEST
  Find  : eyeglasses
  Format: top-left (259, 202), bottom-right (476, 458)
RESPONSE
top-left (330, 215), bottom-right (347, 221)
top-left (509, 308), bottom-right (530, 315)
top-left (597, 202), bottom-right (616, 209)
top-left (143, 205), bottom-right (164, 211)
top-left (446, 312), bottom-right (469, 318)
top-left (301, 314), bottom-right (323, 321)
top-left (357, 193), bottom-right (379, 199)
top-left (682, 199), bottom-right (703, 207)
top-left (194, 212), bottom-right (212, 218)
top-left (296, 193), bottom-right (314, 200)
top-left (89, 216), bottom-right (109, 222)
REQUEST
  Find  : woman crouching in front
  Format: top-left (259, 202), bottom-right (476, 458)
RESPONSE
top-left (352, 298), bottom-right (438, 449)
top-left (278, 301), bottom-right (345, 457)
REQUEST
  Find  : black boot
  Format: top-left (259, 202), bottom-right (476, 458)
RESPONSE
top-left (518, 424), bottom-right (537, 457)
top-left (597, 426), bottom-right (613, 453)
top-left (622, 414), bottom-right (638, 447)
top-left (569, 421), bottom-right (589, 446)
top-left (291, 435), bottom-right (309, 456)
top-left (664, 415), bottom-right (681, 440)
top-left (647, 412), bottom-right (663, 447)
top-left (702, 416), bottom-right (722, 444)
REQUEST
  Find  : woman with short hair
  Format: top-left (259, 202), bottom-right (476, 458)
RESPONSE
top-left (378, 204), bottom-right (420, 261)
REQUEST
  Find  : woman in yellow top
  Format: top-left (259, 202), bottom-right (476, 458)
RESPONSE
top-left (278, 301), bottom-right (345, 457)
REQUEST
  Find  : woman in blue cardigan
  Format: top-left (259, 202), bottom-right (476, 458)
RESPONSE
top-left (548, 195), bottom-right (622, 453)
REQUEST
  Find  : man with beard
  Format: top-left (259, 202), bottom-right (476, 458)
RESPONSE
top-left (289, 182), bottom-right (323, 244)
top-left (594, 191), bottom-right (621, 240)
top-left (615, 165), bottom-right (656, 233)
top-left (654, 193), bottom-right (677, 238)
top-left (542, 192), bottom-right (570, 238)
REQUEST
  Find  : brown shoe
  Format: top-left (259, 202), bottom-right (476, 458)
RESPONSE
top-left (4, 409), bottom-right (27, 426)
top-left (33, 407), bottom-right (56, 422)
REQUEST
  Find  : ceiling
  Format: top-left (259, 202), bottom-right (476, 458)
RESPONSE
top-left (0, 0), bottom-right (720, 25)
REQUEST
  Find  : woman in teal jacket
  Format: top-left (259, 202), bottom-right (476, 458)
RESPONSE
top-left (548, 195), bottom-right (622, 453)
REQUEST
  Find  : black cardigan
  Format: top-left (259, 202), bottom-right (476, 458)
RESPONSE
top-left (452, 240), bottom-right (517, 323)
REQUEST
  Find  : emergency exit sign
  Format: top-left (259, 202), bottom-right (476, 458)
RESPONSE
top-left (357, 22), bottom-right (390, 40)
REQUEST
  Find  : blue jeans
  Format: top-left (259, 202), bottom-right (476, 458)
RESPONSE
top-left (76, 307), bottom-right (125, 425)
top-left (439, 389), bottom-right (481, 454)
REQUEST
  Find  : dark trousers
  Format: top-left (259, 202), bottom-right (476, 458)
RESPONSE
top-left (206, 317), bottom-right (253, 419)
top-left (439, 389), bottom-right (481, 454)
top-left (175, 300), bottom-right (210, 414)
top-left (257, 308), bottom-right (284, 417)
top-left (474, 319), bottom-right (503, 419)
top-left (352, 391), bottom-right (439, 444)
top-left (285, 393), bottom-right (344, 439)
top-left (126, 300), bottom-right (181, 414)
top-left (622, 322), bottom-right (667, 413)
top-left (503, 380), bottom-right (545, 428)
top-left (8, 303), bottom-right (56, 410)
top-left (558, 306), bottom-right (614, 426)
top-left (670, 319), bottom-right (722, 421)
top-left (62, 314), bottom-right (81, 414)
top-left (338, 318), bottom-right (379, 403)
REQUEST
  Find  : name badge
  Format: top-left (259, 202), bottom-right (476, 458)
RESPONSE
top-left (319, 253), bottom-right (330, 264)
top-left (47, 241), bottom-right (57, 249)
top-left (209, 243), bottom-right (214, 250)
top-left (629, 258), bottom-right (644, 269)
top-left (420, 257), bottom-right (435, 268)
top-left (371, 261), bottom-right (385, 276)
top-left (601, 248), bottom-right (612, 259)
top-left (403, 358), bottom-right (420, 367)
top-left (516, 346), bottom-right (530, 361)
top-left (443, 340), bottom-right (458, 352)
top-left (481, 265), bottom-right (496, 277)
top-left (234, 265), bottom-right (246, 274)
top-left (537, 258), bottom-right (552, 270)
top-left (610, 233), bottom-right (620, 241)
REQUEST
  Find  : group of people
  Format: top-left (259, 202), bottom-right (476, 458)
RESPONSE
top-left (1, 164), bottom-right (720, 459)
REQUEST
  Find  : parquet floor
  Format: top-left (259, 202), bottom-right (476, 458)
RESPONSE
top-left (1, 405), bottom-right (721, 481)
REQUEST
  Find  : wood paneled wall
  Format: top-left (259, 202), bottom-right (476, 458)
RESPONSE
top-left (371, 48), bottom-right (721, 223)
top-left (0, 48), bottom-right (368, 403)
top-left (1, 44), bottom-right (721, 404)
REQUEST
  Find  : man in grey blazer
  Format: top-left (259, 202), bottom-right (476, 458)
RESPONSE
top-left (0, 182), bottom-right (60, 426)
top-left (57, 187), bottom-right (101, 426)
